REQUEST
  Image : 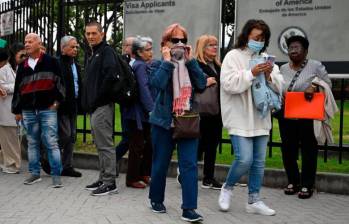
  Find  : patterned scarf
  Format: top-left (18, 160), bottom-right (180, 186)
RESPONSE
top-left (171, 46), bottom-right (192, 115)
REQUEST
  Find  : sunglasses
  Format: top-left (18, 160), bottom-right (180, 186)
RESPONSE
top-left (170, 38), bottom-right (188, 44)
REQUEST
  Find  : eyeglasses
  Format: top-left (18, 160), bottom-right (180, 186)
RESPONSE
top-left (206, 44), bottom-right (218, 48)
top-left (288, 46), bottom-right (303, 52)
top-left (170, 38), bottom-right (188, 44)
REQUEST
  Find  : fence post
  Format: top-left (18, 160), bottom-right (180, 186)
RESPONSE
top-left (339, 78), bottom-right (345, 164)
top-left (56, 0), bottom-right (65, 56)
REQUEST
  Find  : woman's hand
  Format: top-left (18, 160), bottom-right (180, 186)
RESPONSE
top-left (264, 62), bottom-right (273, 81)
top-left (251, 62), bottom-right (273, 77)
top-left (304, 84), bottom-right (317, 101)
top-left (206, 77), bottom-right (217, 87)
top-left (161, 46), bottom-right (171, 61)
top-left (184, 45), bottom-right (193, 61)
top-left (0, 87), bottom-right (7, 97)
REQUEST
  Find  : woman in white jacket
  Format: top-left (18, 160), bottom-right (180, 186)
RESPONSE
top-left (218, 19), bottom-right (283, 216)
top-left (0, 48), bottom-right (21, 174)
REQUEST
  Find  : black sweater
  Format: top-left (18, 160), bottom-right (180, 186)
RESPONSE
top-left (58, 55), bottom-right (82, 115)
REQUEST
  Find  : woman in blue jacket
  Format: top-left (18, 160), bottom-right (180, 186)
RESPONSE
top-left (148, 23), bottom-right (206, 223)
top-left (123, 36), bottom-right (154, 188)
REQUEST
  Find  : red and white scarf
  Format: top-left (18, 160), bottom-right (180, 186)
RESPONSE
top-left (172, 56), bottom-right (192, 116)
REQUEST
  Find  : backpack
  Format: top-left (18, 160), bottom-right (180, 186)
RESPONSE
top-left (250, 57), bottom-right (282, 118)
top-left (109, 50), bottom-right (138, 106)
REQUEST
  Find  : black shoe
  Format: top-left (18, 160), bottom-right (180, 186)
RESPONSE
top-left (85, 180), bottom-right (103, 191)
top-left (298, 187), bottom-right (313, 199)
top-left (24, 175), bottom-right (42, 185)
top-left (201, 178), bottom-right (222, 190)
top-left (150, 201), bottom-right (166, 213)
top-left (61, 167), bottom-right (82, 177)
top-left (91, 183), bottom-right (118, 196)
top-left (181, 209), bottom-right (203, 222)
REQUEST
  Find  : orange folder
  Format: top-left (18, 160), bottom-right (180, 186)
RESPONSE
top-left (284, 92), bottom-right (325, 120)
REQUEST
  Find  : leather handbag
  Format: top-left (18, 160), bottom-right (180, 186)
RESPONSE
top-left (172, 112), bottom-right (200, 139)
top-left (284, 92), bottom-right (325, 120)
top-left (193, 84), bottom-right (220, 116)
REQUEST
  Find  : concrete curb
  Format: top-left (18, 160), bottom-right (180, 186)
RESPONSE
top-left (72, 152), bottom-right (349, 195)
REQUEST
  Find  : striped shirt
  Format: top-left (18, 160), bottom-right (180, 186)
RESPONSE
top-left (280, 59), bottom-right (331, 95)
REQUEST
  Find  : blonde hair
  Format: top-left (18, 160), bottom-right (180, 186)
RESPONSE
top-left (161, 23), bottom-right (188, 47)
top-left (195, 35), bottom-right (220, 66)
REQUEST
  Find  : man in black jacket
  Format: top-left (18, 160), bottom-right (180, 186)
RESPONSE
top-left (58, 35), bottom-right (82, 177)
top-left (82, 21), bottom-right (118, 195)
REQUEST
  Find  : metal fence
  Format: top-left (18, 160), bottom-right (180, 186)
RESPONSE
top-left (1, 0), bottom-right (348, 164)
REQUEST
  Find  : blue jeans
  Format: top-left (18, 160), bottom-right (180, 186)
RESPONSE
top-left (22, 110), bottom-right (62, 176)
top-left (225, 135), bottom-right (268, 201)
top-left (149, 125), bottom-right (198, 209)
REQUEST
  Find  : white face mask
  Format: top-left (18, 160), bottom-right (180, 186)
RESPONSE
top-left (170, 43), bottom-right (186, 60)
top-left (247, 39), bottom-right (265, 53)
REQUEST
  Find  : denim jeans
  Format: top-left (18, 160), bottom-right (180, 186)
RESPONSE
top-left (149, 125), bottom-right (198, 209)
top-left (22, 109), bottom-right (62, 176)
top-left (224, 135), bottom-right (268, 202)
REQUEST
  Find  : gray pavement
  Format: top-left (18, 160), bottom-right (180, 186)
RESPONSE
top-left (1, 167), bottom-right (349, 224)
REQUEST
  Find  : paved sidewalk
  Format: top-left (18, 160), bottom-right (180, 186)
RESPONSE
top-left (1, 168), bottom-right (349, 224)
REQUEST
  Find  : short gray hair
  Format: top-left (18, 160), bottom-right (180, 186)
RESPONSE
top-left (132, 36), bottom-right (152, 56)
top-left (60, 36), bottom-right (77, 50)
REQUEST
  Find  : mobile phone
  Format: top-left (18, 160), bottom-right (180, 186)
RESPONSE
top-left (266, 55), bottom-right (275, 65)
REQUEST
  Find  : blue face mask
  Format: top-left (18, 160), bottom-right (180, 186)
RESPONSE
top-left (247, 39), bottom-right (265, 53)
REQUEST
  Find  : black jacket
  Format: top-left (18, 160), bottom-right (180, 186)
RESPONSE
top-left (12, 53), bottom-right (64, 114)
top-left (58, 55), bottom-right (82, 115)
top-left (197, 60), bottom-right (221, 80)
top-left (81, 41), bottom-right (118, 113)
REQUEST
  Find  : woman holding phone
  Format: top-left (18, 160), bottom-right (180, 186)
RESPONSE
top-left (218, 19), bottom-right (283, 216)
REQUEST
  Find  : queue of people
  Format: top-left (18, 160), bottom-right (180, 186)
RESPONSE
top-left (0, 19), bottom-right (335, 223)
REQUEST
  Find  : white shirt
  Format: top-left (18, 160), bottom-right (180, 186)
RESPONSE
top-left (28, 57), bottom-right (39, 70)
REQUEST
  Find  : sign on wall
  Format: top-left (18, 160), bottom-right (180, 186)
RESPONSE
top-left (0, 11), bottom-right (14, 37)
top-left (235, 0), bottom-right (349, 70)
top-left (124, 0), bottom-right (221, 59)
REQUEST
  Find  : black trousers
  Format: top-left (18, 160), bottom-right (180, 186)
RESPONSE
top-left (126, 120), bottom-right (152, 183)
top-left (58, 113), bottom-right (77, 170)
top-left (278, 117), bottom-right (318, 188)
top-left (198, 115), bottom-right (222, 180)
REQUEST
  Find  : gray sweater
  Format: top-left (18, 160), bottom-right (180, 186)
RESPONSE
top-left (280, 59), bottom-right (331, 95)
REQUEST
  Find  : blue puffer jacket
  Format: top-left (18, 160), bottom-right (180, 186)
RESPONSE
top-left (149, 59), bottom-right (207, 130)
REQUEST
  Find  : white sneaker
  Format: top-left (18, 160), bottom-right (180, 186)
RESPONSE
top-left (218, 186), bottom-right (233, 211)
top-left (246, 201), bottom-right (276, 216)
top-left (2, 167), bottom-right (19, 174)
